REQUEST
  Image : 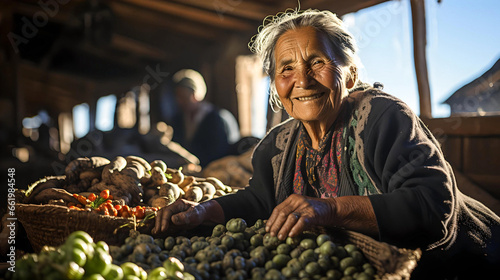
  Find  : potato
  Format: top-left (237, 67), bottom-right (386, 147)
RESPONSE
top-left (151, 196), bottom-right (175, 208)
top-left (178, 176), bottom-right (195, 191)
top-left (150, 160), bottom-right (167, 173)
top-left (150, 166), bottom-right (168, 186)
top-left (166, 168), bottom-right (184, 185)
top-left (215, 190), bottom-right (227, 197)
top-left (204, 177), bottom-right (227, 191)
top-left (126, 155), bottom-right (152, 172)
top-left (184, 186), bottom-right (203, 202)
top-left (79, 169), bottom-right (102, 182)
top-left (102, 156), bottom-right (127, 185)
top-left (194, 182), bottom-right (216, 201)
top-left (159, 182), bottom-right (182, 201)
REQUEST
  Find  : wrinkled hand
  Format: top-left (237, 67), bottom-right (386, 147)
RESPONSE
top-left (152, 199), bottom-right (207, 236)
top-left (266, 194), bottom-right (337, 240)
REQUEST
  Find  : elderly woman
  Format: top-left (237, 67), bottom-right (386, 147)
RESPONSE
top-left (153, 9), bottom-right (499, 276)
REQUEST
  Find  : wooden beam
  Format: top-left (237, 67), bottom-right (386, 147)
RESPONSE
top-left (298, 0), bottom-right (389, 15)
top-left (11, 0), bottom-right (80, 24)
top-left (168, 0), bottom-right (275, 21)
top-left (117, 0), bottom-right (255, 31)
top-left (410, 0), bottom-right (432, 118)
top-left (422, 115), bottom-right (500, 136)
top-left (111, 2), bottom-right (223, 41)
top-left (111, 34), bottom-right (169, 61)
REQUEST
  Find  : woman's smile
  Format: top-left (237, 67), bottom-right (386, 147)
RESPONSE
top-left (294, 92), bottom-right (326, 101)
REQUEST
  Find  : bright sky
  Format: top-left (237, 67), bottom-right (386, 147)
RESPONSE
top-left (343, 0), bottom-right (500, 117)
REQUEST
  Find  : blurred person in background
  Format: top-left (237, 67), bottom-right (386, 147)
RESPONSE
top-left (170, 69), bottom-right (240, 167)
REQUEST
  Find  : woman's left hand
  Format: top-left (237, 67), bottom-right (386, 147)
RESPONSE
top-left (266, 194), bottom-right (337, 240)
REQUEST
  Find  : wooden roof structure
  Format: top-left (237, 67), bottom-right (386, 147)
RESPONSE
top-left (2, 0), bottom-right (392, 120)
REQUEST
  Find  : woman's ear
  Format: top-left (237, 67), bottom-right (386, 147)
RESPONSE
top-left (346, 66), bottom-right (358, 90)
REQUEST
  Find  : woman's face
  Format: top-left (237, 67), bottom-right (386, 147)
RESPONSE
top-left (274, 26), bottom-right (349, 125)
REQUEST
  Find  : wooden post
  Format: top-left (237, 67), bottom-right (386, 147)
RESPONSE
top-left (410, 0), bottom-right (432, 119)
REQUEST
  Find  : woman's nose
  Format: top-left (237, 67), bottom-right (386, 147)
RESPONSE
top-left (295, 67), bottom-right (315, 89)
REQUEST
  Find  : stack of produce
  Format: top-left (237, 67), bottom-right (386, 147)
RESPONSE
top-left (10, 230), bottom-right (194, 280)
top-left (109, 218), bottom-right (378, 280)
top-left (12, 218), bottom-right (379, 280)
top-left (18, 155), bottom-right (238, 219)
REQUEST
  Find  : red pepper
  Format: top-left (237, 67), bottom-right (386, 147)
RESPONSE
top-left (100, 189), bottom-right (110, 200)
top-left (135, 206), bottom-right (145, 219)
top-left (77, 195), bottom-right (87, 206)
top-left (88, 193), bottom-right (97, 202)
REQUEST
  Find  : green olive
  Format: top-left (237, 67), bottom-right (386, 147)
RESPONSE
top-left (164, 237), bottom-right (175, 250)
top-left (272, 254), bottom-right (291, 269)
top-left (250, 234), bottom-right (264, 247)
top-left (212, 224), bottom-right (226, 237)
top-left (226, 218), bottom-right (247, 233)
top-left (316, 234), bottom-right (331, 247)
top-left (339, 257), bottom-right (355, 271)
top-left (319, 241), bottom-right (336, 256)
top-left (304, 261), bottom-right (321, 275)
top-left (221, 235), bottom-right (235, 249)
top-left (103, 264), bottom-right (124, 280)
top-left (300, 239), bottom-right (317, 250)
top-left (84, 247), bottom-right (112, 276)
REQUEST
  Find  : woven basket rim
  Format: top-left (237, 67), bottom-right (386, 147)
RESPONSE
top-left (326, 228), bottom-right (421, 279)
top-left (16, 202), bottom-right (153, 252)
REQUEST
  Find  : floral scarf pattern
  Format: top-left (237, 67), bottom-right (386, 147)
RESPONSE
top-left (292, 124), bottom-right (344, 198)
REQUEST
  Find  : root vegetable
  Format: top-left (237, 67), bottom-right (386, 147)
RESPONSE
top-left (151, 196), bottom-right (175, 208)
top-left (79, 168), bottom-right (103, 182)
top-left (25, 176), bottom-right (66, 202)
top-left (47, 199), bottom-right (66, 206)
top-left (215, 190), bottom-right (227, 197)
top-left (150, 160), bottom-right (167, 173)
top-left (29, 188), bottom-right (79, 204)
top-left (195, 182), bottom-right (216, 201)
top-left (158, 183), bottom-right (182, 201)
top-left (120, 161), bottom-right (146, 181)
top-left (177, 176), bottom-right (195, 191)
top-left (150, 167), bottom-right (168, 186)
top-left (204, 177), bottom-right (227, 192)
top-left (166, 168), bottom-right (184, 185)
top-left (140, 171), bottom-right (152, 186)
top-left (126, 156), bottom-right (152, 172)
top-left (65, 157), bottom-right (110, 183)
top-left (65, 184), bottom-right (81, 194)
top-left (148, 194), bottom-right (159, 206)
top-left (88, 181), bottom-right (108, 193)
top-left (184, 186), bottom-right (203, 203)
top-left (110, 160), bottom-right (147, 205)
top-left (102, 156), bottom-right (127, 185)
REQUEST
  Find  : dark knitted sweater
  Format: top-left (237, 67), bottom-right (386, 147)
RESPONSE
top-left (216, 88), bottom-right (500, 268)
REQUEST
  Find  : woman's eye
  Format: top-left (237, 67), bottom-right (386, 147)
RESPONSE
top-left (312, 60), bottom-right (324, 66)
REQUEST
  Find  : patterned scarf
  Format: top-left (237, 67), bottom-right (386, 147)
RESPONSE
top-left (293, 124), bottom-right (344, 198)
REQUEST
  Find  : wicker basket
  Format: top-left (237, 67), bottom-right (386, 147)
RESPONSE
top-left (16, 203), bottom-right (154, 252)
top-left (328, 228), bottom-right (421, 280)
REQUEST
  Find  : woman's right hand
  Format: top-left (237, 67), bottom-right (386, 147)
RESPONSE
top-left (152, 199), bottom-right (206, 236)
top-left (152, 199), bottom-right (225, 236)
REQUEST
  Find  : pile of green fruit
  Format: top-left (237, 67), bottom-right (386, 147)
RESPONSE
top-left (110, 218), bottom-right (378, 280)
top-left (10, 231), bottom-right (193, 280)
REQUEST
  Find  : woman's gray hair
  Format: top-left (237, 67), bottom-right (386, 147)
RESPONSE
top-left (249, 9), bottom-right (360, 110)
